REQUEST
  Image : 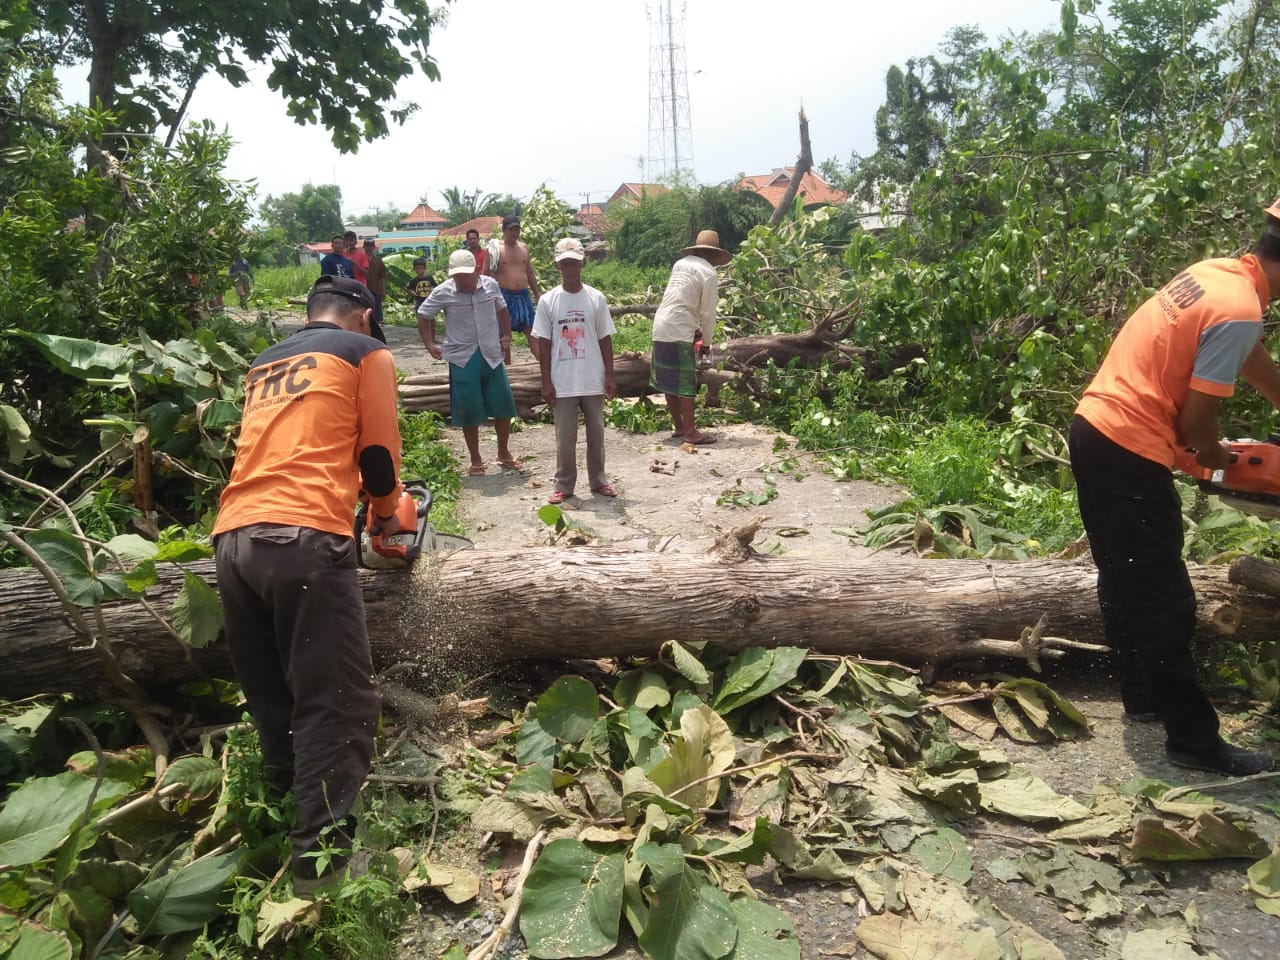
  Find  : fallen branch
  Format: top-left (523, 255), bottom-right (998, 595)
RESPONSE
top-left (466, 828), bottom-right (548, 960)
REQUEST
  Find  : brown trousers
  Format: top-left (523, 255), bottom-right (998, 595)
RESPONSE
top-left (553, 394), bottom-right (607, 495)
top-left (214, 524), bottom-right (379, 879)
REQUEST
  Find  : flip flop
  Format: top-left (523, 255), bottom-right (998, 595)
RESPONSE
top-left (467, 464), bottom-right (487, 476)
top-left (592, 484), bottom-right (618, 498)
top-left (548, 490), bottom-right (569, 504)
top-left (684, 434), bottom-right (717, 446)
top-left (498, 457), bottom-right (525, 470)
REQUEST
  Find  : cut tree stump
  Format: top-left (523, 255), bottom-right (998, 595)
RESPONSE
top-left (2, 532), bottom-right (1276, 699)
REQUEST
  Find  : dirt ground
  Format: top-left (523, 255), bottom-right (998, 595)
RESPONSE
top-left (373, 322), bottom-right (1280, 959)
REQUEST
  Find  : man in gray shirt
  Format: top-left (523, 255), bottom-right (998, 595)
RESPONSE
top-left (417, 250), bottom-right (523, 475)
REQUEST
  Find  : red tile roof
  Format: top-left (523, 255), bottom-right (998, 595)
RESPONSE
top-left (438, 216), bottom-right (503, 238)
top-left (608, 182), bottom-right (668, 204)
top-left (579, 203), bottom-right (605, 215)
top-left (575, 211), bottom-right (606, 238)
top-left (400, 203), bottom-right (446, 225)
top-left (738, 167), bottom-right (847, 209)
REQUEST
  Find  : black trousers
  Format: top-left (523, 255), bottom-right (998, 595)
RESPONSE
top-left (1068, 416), bottom-right (1220, 754)
top-left (215, 525), bottom-right (380, 879)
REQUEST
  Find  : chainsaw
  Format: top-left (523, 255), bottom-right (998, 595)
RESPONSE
top-left (354, 480), bottom-right (473, 568)
top-left (1172, 437), bottom-right (1280, 520)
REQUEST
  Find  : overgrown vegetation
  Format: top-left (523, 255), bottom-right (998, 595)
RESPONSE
top-left (8, 0), bottom-right (1280, 957)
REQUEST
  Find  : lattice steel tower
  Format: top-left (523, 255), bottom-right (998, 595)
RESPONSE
top-left (646, 1), bottom-right (695, 183)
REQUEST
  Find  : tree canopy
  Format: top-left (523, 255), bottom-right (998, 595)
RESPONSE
top-left (31, 0), bottom-right (451, 151)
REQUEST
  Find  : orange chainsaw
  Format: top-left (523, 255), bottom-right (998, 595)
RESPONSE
top-left (354, 481), bottom-right (472, 568)
top-left (1173, 437), bottom-right (1280, 520)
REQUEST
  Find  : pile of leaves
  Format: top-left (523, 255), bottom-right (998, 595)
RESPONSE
top-left (397, 643), bottom-right (1280, 959)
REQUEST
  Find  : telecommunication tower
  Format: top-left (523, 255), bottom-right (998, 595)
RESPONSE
top-left (646, 1), bottom-right (695, 183)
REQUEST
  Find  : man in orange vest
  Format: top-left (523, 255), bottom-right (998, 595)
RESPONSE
top-left (1070, 200), bottom-right (1280, 776)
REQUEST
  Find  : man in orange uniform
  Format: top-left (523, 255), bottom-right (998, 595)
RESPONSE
top-left (213, 275), bottom-right (404, 893)
top-left (1071, 201), bottom-right (1280, 776)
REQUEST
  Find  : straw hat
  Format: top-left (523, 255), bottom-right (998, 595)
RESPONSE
top-left (682, 229), bottom-right (732, 267)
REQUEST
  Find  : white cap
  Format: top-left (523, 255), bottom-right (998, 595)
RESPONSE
top-left (554, 237), bottom-right (586, 262)
top-left (447, 249), bottom-right (477, 276)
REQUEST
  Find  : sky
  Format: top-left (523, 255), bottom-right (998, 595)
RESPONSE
top-left (154, 0), bottom-right (1065, 218)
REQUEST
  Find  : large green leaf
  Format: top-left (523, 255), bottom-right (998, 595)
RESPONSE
top-left (666, 641), bottom-right (711, 686)
top-left (170, 571), bottom-right (223, 648)
top-left (129, 850), bottom-right (241, 935)
top-left (647, 705), bottom-right (736, 809)
top-left (715, 646), bottom-right (807, 714)
top-left (0, 773), bottom-right (131, 867)
top-left (537, 677), bottom-right (600, 743)
top-left (520, 839), bottom-right (625, 959)
top-left (1, 403), bottom-right (38, 464)
top-left (0, 913), bottom-right (73, 960)
top-left (157, 755), bottom-right (223, 802)
top-left (23, 529), bottom-right (112, 607)
top-left (7, 331), bottom-right (135, 377)
top-left (517, 715), bottom-right (559, 769)
top-left (727, 897), bottom-right (799, 960)
top-left (634, 843), bottom-right (737, 960)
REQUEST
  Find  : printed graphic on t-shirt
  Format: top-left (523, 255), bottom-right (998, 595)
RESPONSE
top-left (555, 311), bottom-right (588, 362)
top-left (1157, 271), bottom-right (1207, 318)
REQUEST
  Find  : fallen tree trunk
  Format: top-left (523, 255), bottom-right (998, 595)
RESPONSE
top-left (399, 334), bottom-right (924, 417)
top-left (1, 533), bottom-right (1274, 699)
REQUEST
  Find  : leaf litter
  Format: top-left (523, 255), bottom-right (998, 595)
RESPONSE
top-left (395, 644), bottom-right (1280, 959)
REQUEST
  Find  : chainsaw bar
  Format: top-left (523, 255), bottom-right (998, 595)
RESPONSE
top-left (1199, 482), bottom-right (1280, 521)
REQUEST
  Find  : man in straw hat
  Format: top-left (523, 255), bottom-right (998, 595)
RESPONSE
top-left (650, 229), bottom-right (731, 445)
top-left (1069, 198), bottom-right (1280, 776)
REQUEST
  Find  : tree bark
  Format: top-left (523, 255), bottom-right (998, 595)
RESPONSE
top-left (0, 543), bottom-right (1273, 700)
top-left (399, 334), bottom-right (925, 417)
top-left (769, 109), bottom-right (812, 228)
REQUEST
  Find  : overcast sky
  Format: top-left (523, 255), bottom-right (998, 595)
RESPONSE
top-left (169, 0), bottom-right (1064, 217)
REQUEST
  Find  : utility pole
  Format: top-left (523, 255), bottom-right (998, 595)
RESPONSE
top-left (646, 1), bottom-right (694, 184)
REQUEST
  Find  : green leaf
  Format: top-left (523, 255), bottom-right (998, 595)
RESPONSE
top-left (634, 843), bottom-right (737, 960)
top-left (520, 839), bottom-right (625, 958)
top-left (170, 571), bottom-right (223, 648)
top-left (666, 640), bottom-right (710, 686)
top-left (0, 403), bottom-right (38, 464)
top-left (977, 775), bottom-right (1090, 823)
top-left (702, 818), bottom-right (773, 866)
top-left (1131, 812), bottom-right (1269, 862)
top-left (153, 540), bottom-right (215, 563)
top-left (648, 705), bottom-right (736, 809)
top-left (8, 331), bottom-right (134, 377)
top-left (727, 897), bottom-right (799, 960)
top-left (714, 647), bottom-right (806, 714)
top-left (537, 677), bottom-right (600, 743)
top-left (0, 773), bottom-right (131, 868)
top-left (517, 716), bottom-right (558, 769)
top-left (910, 825), bottom-right (973, 883)
top-left (23, 530), bottom-right (109, 607)
top-left (129, 850), bottom-right (241, 935)
top-left (615, 669), bottom-right (671, 711)
top-left (0, 914), bottom-right (73, 960)
top-left (157, 755), bottom-right (223, 801)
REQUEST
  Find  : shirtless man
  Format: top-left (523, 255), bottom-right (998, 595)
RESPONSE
top-left (488, 215), bottom-right (542, 361)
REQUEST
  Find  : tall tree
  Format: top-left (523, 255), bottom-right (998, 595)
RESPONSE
top-left (31, 0), bottom-right (451, 153)
top-left (259, 184), bottom-right (344, 245)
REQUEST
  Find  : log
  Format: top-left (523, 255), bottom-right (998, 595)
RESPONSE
top-left (1, 539), bottom-right (1276, 700)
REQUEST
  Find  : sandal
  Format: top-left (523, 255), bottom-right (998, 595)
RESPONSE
top-left (498, 456), bottom-right (525, 470)
top-left (548, 490), bottom-right (569, 504)
top-left (683, 434), bottom-right (717, 446)
top-left (467, 463), bottom-right (487, 476)
top-left (592, 484), bottom-right (618, 498)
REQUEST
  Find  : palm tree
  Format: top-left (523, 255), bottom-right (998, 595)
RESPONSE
top-left (440, 186), bottom-right (497, 226)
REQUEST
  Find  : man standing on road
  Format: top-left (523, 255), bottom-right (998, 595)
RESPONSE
top-left (362, 239), bottom-right (387, 344)
top-left (1070, 199), bottom-right (1280, 777)
top-left (344, 231), bottom-right (370, 286)
top-left (488, 215), bottom-right (542, 361)
top-left (417, 249), bottom-right (523, 477)
top-left (533, 238), bottom-right (617, 504)
top-left (319, 236), bottom-right (354, 279)
top-left (213, 275), bottom-right (404, 895)
top-left (230, 254), bottom-right (254, 308)
top-left (465, 228), bottom-right (488, 275)
top-left (651, 229), bottom-right (729, 445)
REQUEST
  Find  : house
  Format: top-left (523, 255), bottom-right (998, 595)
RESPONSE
top-left (438, 216), bottom-right (503, 240)
top-left (738, 167), bottom-right (847, 211)
top-left (574, 203), bottom-right (607, 241)
top-left (398, 203), bottom-right (447, 230)
top-left (607, 182), bottom-right (668, 207)
top-left (374, 201), bottom-right (449, 257)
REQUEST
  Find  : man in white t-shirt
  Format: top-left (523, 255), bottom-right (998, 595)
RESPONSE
top-left (532, 238), bottom-right (617, 503)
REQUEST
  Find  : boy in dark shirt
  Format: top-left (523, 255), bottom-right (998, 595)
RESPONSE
top-left (319, 236), bottom-right (354, 278)
top-left (405, 257), bottom-right (436, 309)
